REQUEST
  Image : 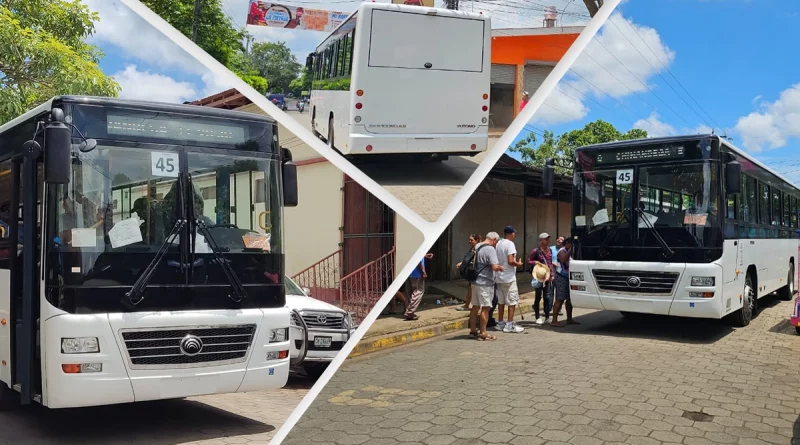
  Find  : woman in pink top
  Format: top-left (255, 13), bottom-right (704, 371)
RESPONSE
top-left (519, 91), bottom-right (530, 111)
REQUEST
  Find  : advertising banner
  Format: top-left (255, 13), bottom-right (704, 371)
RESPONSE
top-left (391, 0), bottom-right (435, 6)
top-left (247, 1), bottom-right (350, 33)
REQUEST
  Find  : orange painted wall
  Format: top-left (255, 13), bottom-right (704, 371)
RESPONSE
top-left (491, 33), bottom-right (580, 65)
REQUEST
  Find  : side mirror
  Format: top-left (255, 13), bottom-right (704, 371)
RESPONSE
top-left (726, 160), bottom-right (741, 195)
top-left (44, 121), bottom-right (72, 184)
top-left (542, 158), bottom-right (555, 196)
top-left (282, 161), bottom-right (298, 207)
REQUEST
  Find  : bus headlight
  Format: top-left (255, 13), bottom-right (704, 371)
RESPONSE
top-left (570, 272), bottom-right (585, 281)
top-left (269, 328), bottom-right (289, 343)
top-left (61, 337), bottom-right (99, 354)
top-left (691, 277), bottom-right (715, 286)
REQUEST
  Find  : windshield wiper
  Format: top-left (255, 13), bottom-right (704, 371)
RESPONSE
top-left (186, 173), bottom-right (247, 303)
top-left (194, 218), bottom-right (248, 303)
top-left (125, 219), bottom-right (185, 306)
top-left (597, 222), bottom-right (620, 259)
top-left (636, 207), bottom-right (674, 259)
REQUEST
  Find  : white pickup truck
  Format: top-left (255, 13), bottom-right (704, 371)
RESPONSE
top-left (285, 276), bottom-right (357, 379)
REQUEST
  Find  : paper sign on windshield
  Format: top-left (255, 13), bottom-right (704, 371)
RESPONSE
top-left (638, 212), bottom-right (658, 229)
top-left (151, 151), bottom-right (179, 178)
top-left (592, 209), bottom-right (609, 226)
top-left (684, 213), bottom-right (708, 225)
top-left (71, 228), bottom-right (97, 247)
top-left (575, 216), bottom-right (587, 227)
top-left (109, 213), bottom-right (144, 248)
top-left (243, 233), bottom-right (271, 251)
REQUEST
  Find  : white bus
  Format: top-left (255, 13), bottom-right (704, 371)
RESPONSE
top-left (0, 96), bottom-right (307, 410)
top-left (306, 2), bottom-right (492, 158)
top-left (549, 135), bottom-right (798, 327)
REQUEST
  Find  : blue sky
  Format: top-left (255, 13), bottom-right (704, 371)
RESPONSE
top-left (512, 0), bottom-right (800, 183)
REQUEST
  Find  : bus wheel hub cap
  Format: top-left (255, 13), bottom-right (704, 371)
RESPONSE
top-left (180, 335), bottom-right (204, 356)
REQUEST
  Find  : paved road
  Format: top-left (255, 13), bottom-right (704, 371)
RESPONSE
top-left (0, 374), bottom-right (313, 445)
top-left (283, 298), bottom-right (800, 445)
top-left (287, 111), bottom-right (492, 223)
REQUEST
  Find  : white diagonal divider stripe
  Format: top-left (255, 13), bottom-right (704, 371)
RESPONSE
top-left (268, 2), bottom-right (621, 444)
top-left (121, 0), bottom-right (431, 234)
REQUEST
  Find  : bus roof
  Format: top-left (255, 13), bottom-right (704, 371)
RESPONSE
top-left (575, 134), bottom-right (800, 194)
top-left (0, 95), bottom-right (276, 135)
top-left (315, 2), bottom-right (488, 52)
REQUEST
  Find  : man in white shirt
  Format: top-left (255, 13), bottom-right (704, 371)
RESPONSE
top-left (494, 225), bottom-right (524, 333)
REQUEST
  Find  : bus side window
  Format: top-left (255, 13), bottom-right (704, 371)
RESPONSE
top-left (793, 196), bottom-right (799, 228)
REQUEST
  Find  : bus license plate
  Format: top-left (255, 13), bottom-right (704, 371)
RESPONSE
top-left (314, 337), bottom-right (332, 348)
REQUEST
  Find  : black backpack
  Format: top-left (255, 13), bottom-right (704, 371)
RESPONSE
top-left (459, 244), bottom-right (489, 282)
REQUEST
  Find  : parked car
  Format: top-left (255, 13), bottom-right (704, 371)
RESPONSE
top-left (285, 276), bottom-right (357, 379)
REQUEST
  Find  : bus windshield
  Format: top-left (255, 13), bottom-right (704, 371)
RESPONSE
top-left (47, 144), bottom-right (284, 314)
top-left (573, 161), bottom-right (722, 263)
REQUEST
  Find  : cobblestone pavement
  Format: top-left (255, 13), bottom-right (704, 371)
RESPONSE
top-left (0, 374), bottom-right (312, 445)
top-left (283, 297), bottom-right (800, 445)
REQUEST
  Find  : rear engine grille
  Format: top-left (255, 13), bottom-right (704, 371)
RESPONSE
top-left (121, 325), bottom-right (256, 369)
top-left (592, 270), bottom-right (679, 295)
top-left (300, 312), bottom-right (344, 329)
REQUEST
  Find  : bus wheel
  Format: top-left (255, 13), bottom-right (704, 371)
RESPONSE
top-left (779, 262), bottom-right (794, 301)
top-left (0, 383), bottom-right (19, 411)
top-left (733, 274), bottom-right (755, 327)
top-left (796, 326), bottom-right (800, 335)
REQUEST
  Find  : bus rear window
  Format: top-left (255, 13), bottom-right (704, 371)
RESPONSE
top-left (367, 9), bottom-right (485, 73)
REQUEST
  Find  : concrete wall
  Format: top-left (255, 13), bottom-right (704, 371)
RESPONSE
top-left (394, 214), bottom-right (425, 280)
top-left (284, 162), bottom-right (344, 277)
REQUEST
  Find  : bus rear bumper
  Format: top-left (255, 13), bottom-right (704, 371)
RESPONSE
top-left (347, 132), bottom-right (488, 155)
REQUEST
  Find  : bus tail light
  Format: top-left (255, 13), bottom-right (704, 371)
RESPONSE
top-left (356, 89), bottom-right (364, 96)
top-left (366, 145), bottom-right (373, 152)
top-left (62, 363), bottom-right (102, 374)
top-left (483, 93), bottom-right (489, 100)
top-left (482, 105), bottom-right (488, 112)
top-left (470, 144), bottom-right (476, 150)
top-left (355, 103), bottom-right (363, 110)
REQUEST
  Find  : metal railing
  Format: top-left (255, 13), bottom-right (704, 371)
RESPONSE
top-left (339, 248), bottom-right (396, 324)
top-left (291, 250), bottom-right (342, 304)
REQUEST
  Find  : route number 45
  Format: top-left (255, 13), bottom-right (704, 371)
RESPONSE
top-left (616, 169), bottom-right (633, 185)
top-left (151, 152), bottom-right (179, 178)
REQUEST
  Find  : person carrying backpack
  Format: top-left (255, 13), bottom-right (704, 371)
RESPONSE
top-left (455, 234), bottom-right (481, 312)
top-left (465, 232), bottom-right (504, 341)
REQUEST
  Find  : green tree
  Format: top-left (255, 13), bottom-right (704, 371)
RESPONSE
top-left (0, 0), bottom-right (120, 124)
top-left (249, 41), bottom-right (302, 94)
top-left (288, 68), bottom-right (312, 96)
top-left (141, 0), bottom-right (268, 93)
top-left (509, 120), bottom-right (649, 175)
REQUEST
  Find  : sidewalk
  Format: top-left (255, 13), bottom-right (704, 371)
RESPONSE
top-left (350, 278), bottom-right (541, 357)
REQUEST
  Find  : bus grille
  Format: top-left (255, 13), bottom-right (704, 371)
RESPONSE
top-left (120, 325), bottom-right (257, 369)
top-left (299, 312), bottom-right (345, 329)
top-left (592, 270), bottom-right (679, 295)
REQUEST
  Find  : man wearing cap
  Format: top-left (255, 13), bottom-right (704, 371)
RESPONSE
top-left (469, 232), bottom-right (504, 341)
top-left (528, 232), bottom-right (556, 325)
top-left (494, 225), bottom-right (524, 333)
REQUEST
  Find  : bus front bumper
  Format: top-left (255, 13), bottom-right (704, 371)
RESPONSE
top-left (568, 261), bottom-right (724, 319)
top-left (347, 132), bottom-right (488, 155)
top-left (42, 308), bottom-right (291, 409)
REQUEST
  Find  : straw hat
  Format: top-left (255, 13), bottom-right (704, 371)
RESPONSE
top-left (533, 263), bottom-right (550, 282)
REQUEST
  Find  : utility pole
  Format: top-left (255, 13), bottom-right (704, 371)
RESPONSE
top-left (245, 35), bottom-right (255, 54)
top-left (192, 0), bottom-right (202, 42)
top-left (582, 0), bottom-right (603, 17)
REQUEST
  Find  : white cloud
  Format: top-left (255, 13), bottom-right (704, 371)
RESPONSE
top-left (531, 87), bottom-right (589, 125)
top-left (632, 113), bottom-right (714, 138)
top-left (734, 83), bottom-right (800, 152)
top-left (112, 65), bottom-right (201, 103)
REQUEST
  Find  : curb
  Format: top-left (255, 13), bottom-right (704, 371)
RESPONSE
top-left (350, 299), bottom-right (537, 358)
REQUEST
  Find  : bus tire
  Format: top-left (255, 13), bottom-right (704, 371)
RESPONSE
top-left (732, 273), bottom-right (755, 327)
top-left (779, 261), bottom-right (794, 301)
top-left (0, 382), bottom-right (18, 411)
top-left (796, 326), bottom-right (800, 335)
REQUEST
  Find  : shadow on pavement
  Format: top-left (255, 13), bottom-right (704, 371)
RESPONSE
top-left (2, 398), bottom-right (272, 445)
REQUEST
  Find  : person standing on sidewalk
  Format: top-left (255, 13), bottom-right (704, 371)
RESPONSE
top-left (552, 237), bottom-right (579, 327)
top-left (494, 226), bottom-right (524, 333)
top-left (528, 233), bottom-right (555, 325)
top-left (404, 253), bottom-right (433, 321)
top-left (469, 232), bottom-right (504, 341)
top-left (456, 234), bottom-right (482, 312)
